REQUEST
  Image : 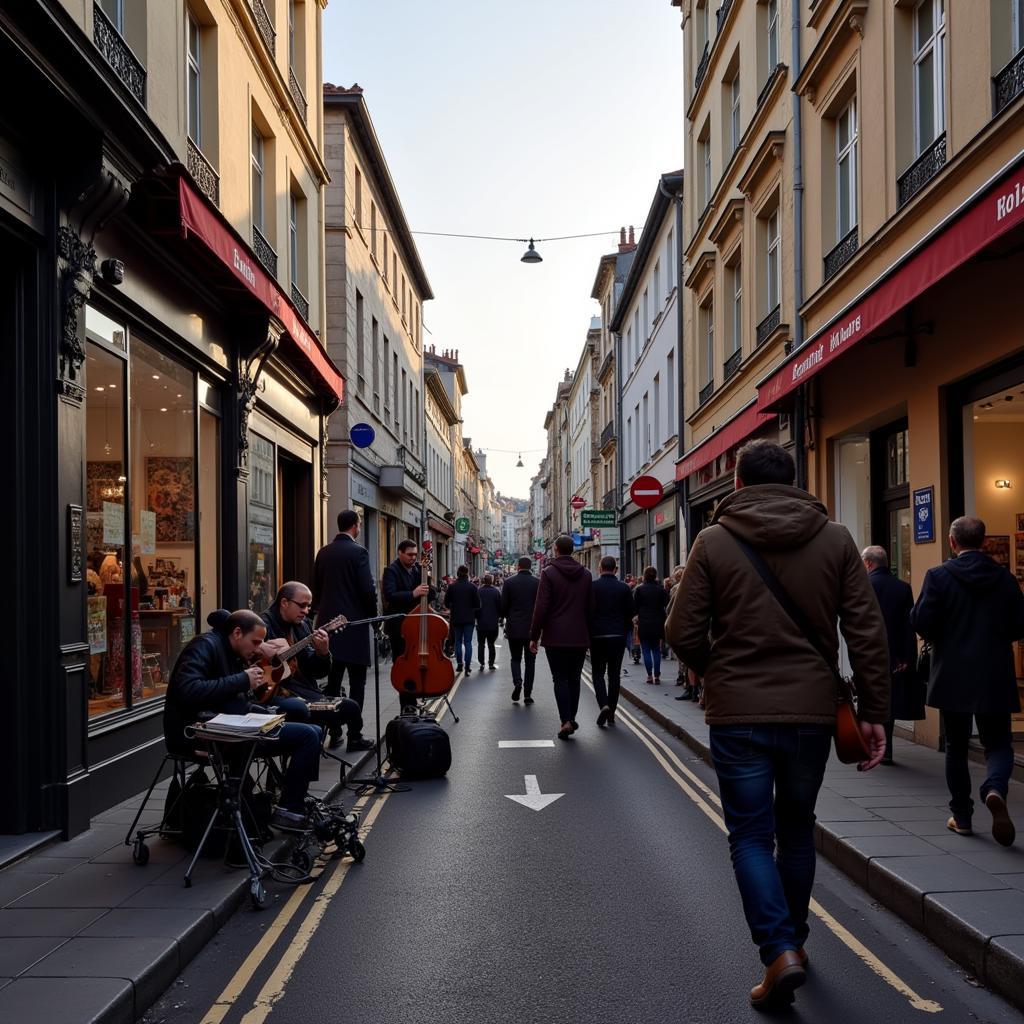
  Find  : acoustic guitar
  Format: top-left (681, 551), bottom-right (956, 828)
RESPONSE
top-left (252, 613), bottom-right (348, 703)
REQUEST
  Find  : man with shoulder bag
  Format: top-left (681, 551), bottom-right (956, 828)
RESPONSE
top-left (666, 440), bottom-right (889, 1009)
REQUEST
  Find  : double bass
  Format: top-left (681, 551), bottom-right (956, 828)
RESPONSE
top-left (390, 553), bottom-right (455, 699)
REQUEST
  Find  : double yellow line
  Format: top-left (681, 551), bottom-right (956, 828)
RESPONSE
top-left (200, 675), bottom-right (465, 1024)
top-left (581, 670), bottom-right (942, 1014)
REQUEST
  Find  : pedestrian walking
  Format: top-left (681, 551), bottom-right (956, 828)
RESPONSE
top-left (589, 555), bottom-right (633, 726)
top-left (911, 515), bottom-right (1024, 846)
top-left (476, 574), bottom-right (502, 670)
top-left (501, 557), bottom-right (540, 703)
top-left (666, 439), bottom-right (889, 1008)
top-left (529, 534), bottom-right (593, 740)
top-left (633, 566), bottom-right (669, 684)
top-left (862, 545), bottom-right (918, 765)
top-left (444, 565), bottom-right (480, 674)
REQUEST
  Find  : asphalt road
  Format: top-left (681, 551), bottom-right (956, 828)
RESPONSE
top-left (144, 652), bottom-right (1024, 1024)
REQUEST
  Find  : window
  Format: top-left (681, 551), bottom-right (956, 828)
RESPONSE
top-left (697, 0), bottom-right (709, 49)
top-left (248, 434), bottom-right (275, 613)
top-left (913, 0), bottom-right (946, 154)
top-left (768, 0), bottom-right (779, 70)
top-left (633, 310), bottom-right (640, 362)
top-left (251, 126), bottom-right (265, 232)
top-left (653, 261), bottom-right (661, 311)
top-left (99, 0), bottom-right (123, 31)
top-left (393, 353), bottom-right (399, 433)
top-left (666, 351), bottom-right (675, 431)
top-left (625, 327), bottom-right (632, 371)
top-left (729, 261), bottom-right (742, 355)
top-left (402, 276), bottom-right (407, 319)
top-left (643, 288), bottom-right (649, 337)
top-left (354, 167), bottom-right (362, 228)
top-left (383, 335), bottom-right (390, 419)
top-left (653, 375), bottom-right (661, 451)
top-left (1016, 0), bottom-right (1024, 52)
top-left (700, 131), bottom-right (712, 208)
top-left (701, 299), bottom-right (715, 387)
top-left (766, 209), bottom-right (780, 312)
top-left (393, 253), bottom-right (398, 293)
top-left (187, 12), bottom-right (201, 145)
top-left (383, 231), bottom-right (389, 281)
top-left (643, 393), bottom-right (650, 460)
top-left (371, 317), bottom-right (380, 408)
top-left (836, 99), bottom-right (858, 238)
top-left (634, 404), bottom-right (641, 471)
top-left (288, 191), bottom-right (300, 287)
top-left (356, 292), bottom-right (365, 394)
top-left (730, 72), bottom-right (741, 153)
top-left (665, 229), bottom-right (674, 296)
top-left (401, 368), bottom-right (408, 443)
top-left (371, 203), bottom-right (378, 261)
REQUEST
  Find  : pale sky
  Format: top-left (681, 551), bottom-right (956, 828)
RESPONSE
top-left (323, 1), bottom-right (684, 498)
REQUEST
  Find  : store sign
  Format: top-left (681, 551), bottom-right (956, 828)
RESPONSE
top-left (654, 511), bottom-right (666, 526)
top-left (455, 516), bottom-right (471, 535)
top-left (102, 500), bottom-right (124, 545)
top-left (913, 486), bottom-right (935, 544)
top-left (570, 496), bottom-right (587, 511)
top-left (581, 508), bottom-right (617, 527)
top-left (350, 423), bottom-right (375, 449)
top-left (139, 510), bottom-right (157, 555)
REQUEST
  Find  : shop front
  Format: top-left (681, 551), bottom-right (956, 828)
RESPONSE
top-left (650, 493), bottom-right (679, 579)
top-left (621, 508), bottom-right (647, 578)
top-left (426, 512), bottom-right (454, 579)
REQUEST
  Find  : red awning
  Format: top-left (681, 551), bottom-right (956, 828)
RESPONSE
top-left (757, 154), bottom-right (1024, 411)
top-left (177, 177), bottom-right (343, 402)
top-left (675, 401), bottom-right (777, 480)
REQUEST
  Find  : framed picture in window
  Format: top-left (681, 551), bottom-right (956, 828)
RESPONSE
top-left (146, 457), bottom-right (195, 542)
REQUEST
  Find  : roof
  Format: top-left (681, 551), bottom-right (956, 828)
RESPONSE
top-left (323, 85), bottom-right (434, 300)
top-left (424, 367), bottom-right (460, 425)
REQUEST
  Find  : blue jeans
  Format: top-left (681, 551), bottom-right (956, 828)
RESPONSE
top-left (941, 711), bottom-right (1014, 824)
top-left (710, 724), bottom-right (832, 966)
top-left (452, 623), bottom-right (475, 668)
top-left (641, 642), bottom-right (661, 677)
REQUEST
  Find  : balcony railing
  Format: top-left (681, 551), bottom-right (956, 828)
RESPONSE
top-left (823, 227), bottom-right (859, 281)
top-left (994, 46), bottom-right (1024, 115)
top-left (897, 133), bottom-right (946, 208)
top-left (724, 349), bottom-right (742, 382)
top-left (93, 3), bottom-right (145, 104)
top-left (290, 283), bottom-right (309, 322)
top-left (289, 68), bottom-right (308, 121)
top-left (186, 138), bottom-right (219, 207)
top-left (600, 421), bottom-right (615, 450)
top-left (252, 225), bottom-right (277, 277)
top-left (602, 488), bottom-right (617, 511)
top-left (694, 41), bottom-right (711, 92)
top-left (756, 304), bottom-right (781, 347)
top-left (251, 0), bottom-right (276, 55)
top-left (716, 0), bottom-right (735, 33)
top-left (396, 445), bottom-right (427, 486)
top-left (698, 380), bottom-right (715, 407)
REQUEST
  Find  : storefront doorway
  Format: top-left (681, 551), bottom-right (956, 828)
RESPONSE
top-left (871, 421), bottom-right (911, 584)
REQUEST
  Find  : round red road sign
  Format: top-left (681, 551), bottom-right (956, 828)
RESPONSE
top-left (422, 540), bottom-right (432, 552)
top-left (630, 475), bottom-right (664, 510)
top-left (570, 495), bottom-right (586, 511)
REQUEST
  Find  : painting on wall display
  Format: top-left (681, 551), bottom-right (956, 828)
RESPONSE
top-left (983, 534), bottom-right (1011, 568)
top-left (146, 457), bottom-right (195, 542)
top-left (86, 461), bottom-right (124, 512)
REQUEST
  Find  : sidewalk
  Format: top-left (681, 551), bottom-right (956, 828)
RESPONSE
top-left (0, 682), bottom-right (405, 1024)
top-left (617, 671), bottom-right (1024, 1013)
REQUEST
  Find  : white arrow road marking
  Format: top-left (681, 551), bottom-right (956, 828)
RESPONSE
top-left (505, 774), bottom-right (564, 811)
top-left (498, 740), bottom-right (555, 749)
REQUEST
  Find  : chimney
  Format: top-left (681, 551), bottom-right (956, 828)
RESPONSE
top-left (628, 225), bottom-right (636, 247)
top-left (617, 226), bottom-right (628, 252)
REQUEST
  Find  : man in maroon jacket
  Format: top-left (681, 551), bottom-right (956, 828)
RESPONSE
top-left (530, 534), bottom-right (593, 739)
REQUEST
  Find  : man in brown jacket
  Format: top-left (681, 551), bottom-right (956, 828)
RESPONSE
top-left (667, 439), bottom-right (889, 1008)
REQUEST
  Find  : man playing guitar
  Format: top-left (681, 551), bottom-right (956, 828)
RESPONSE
top-left (261, 582), bottom-right (374, 752)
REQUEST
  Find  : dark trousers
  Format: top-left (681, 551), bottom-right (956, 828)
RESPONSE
top-left (590, 637), bottom-right (625, 711)
top-left (326, 662), bottom-right (367, 738)
top-left (452, 623), bottom-right (475, 668)
top-left (507, 638), bottom-right (536, 693)
top-left (477, 629), bottom-right (498, 666)
top-left (274, 723), bottom-right (323, 812)
top-left (544, 646), bottom-right (587, 724)
top-left (941, 710), bottom-right (1014, 823)
top-left (710, 724), bottom-right (832, 966)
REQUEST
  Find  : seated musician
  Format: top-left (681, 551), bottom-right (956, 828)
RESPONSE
top-left (261, 582), bottom-right (373, 752)
top-left (164, 608), bottom-right (322, 831)
top-left (382, 540), bottom-right (438, 709)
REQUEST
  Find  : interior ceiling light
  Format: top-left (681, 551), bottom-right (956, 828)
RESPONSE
top-left (995, 479), bottom-right (1012, 489)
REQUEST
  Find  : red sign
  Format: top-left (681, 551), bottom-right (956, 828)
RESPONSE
top-left (654, 512), bottom-right (665, 526)
top-left (422, 540), bottom-right (432, 551)
top-left (630, 475), bottom-right (664, 510)
top-left (570, 496), bottom-right (586, 511)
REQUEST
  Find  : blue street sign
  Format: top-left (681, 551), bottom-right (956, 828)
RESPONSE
top-left (350, 423), bottom-right (375, 449)
top-left (913, 485), bottom-right (934, 543)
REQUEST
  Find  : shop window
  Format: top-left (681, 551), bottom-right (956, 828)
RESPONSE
top-left (248, 433), bottom-right (276, 612)
top-left (199, 396), bottom-right (220, 629)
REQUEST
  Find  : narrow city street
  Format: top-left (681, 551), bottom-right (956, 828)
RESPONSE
top-left (144, 653), bottom-right (1023, 1024)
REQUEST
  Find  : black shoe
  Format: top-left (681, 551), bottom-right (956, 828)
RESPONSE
top-left (524, 695), bottom-right (535, 705)
top-left (327, 731), bottom-right (343, 749)
top-left (455, 663), bottom-right (463, 673)
top-left (465, 665), bottom-right (472, 675)
top-left (570, 720), bottom-right (579, 733)
top-left (597, 706), bottom-right (611, 728)
top-left (347, 737), bottom-right (374, 752)
top-left (489, 662), bottom-right (496, 670)
top-left (512, 684), bottom-right (522, 702)
top-left (478, 662), bottom-right (485, 670)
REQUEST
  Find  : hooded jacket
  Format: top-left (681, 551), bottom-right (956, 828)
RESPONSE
top-left (666, 483), bottom-right (890, 725)
top-left (530, 556), bottom-right (593, 647)
top-left (911, 550), bottom-right (1024, 713)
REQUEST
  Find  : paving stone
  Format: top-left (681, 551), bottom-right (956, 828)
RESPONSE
top-left (0, 909), bottom-right (105, 937)
top-left (81, 909), bottom-right (215, 966)
top-left (950, 846), bottom-right (1024, 874)
top-left (997, 873), bottom-right (1024, 891)
top-left (923, 889), bottom-right (1024, 979)
top-left (876, 805), bottom-right (952, 822)
top-left (118, 878), bottom-right (246, 926)
top-left (822, 820), bottom-right (909, 839)
top-left (23, 856), bottom-right (92, 874)
top-left (844, 834), bottom-right (942, 859)
top-left (813, 802), bottom-right (881, 823)
top-left (0, 936), bottom-right (69, 977)
top-left (850, 795), bottom-right (928, 808)
top-left (56, 827), bottom-right (126, 860)
top-left (9, 863), bottom-right (152, 909)
top-left (90, 840), bottom-right (187, 868)
top-left (0, 976), bottom-right (132, 1024)
top-left (897, 818), bottom-right (961, 837)
top-left (0, 872), bottom-right (57, 909)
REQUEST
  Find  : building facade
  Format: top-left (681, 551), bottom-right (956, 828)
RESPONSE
top-left (423, 364), bottom-right (458, 579)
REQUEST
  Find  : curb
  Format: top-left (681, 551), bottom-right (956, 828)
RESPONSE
top-left (617, 683), bottom-right (1024, 1015)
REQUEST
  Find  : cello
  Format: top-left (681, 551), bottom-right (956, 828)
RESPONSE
top-left (390, 552), bottom-right (455, 699)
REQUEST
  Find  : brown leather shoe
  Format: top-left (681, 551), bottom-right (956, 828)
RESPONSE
top-left (750, 950), bottom-right (806, 1008)
top-left (797, 947), bottom-right (808, 968)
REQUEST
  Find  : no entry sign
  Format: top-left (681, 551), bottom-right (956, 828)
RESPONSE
top-left (630, 475), bottom-right (664, 510)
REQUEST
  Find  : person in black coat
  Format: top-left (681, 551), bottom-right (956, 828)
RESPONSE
top-left (476, 574), bottom-right (502, 669)
top-left (911, 516), bottom-right (1024, 845)
top-left (862, 546), bottom-right (918, 764)
top-left (164, 609), bottom-right (322, 829)
top-left (444, 565), bottom-right (480, 673)
top-left (633, 566), bottom-right (670, 683)
top-left (312, 510), bottom-right (379, 720)
top-left (501, 557), bottom-right (540, 702)
top-left (262, 582), bottom-right (373, 752)
top-left (589, 555), bottom-right (634, 726)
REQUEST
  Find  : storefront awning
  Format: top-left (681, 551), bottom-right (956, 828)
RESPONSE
top-left (676, 401), bottom-right (777, 480)
top-left (177, 177), bottom-right (344, 402)
top-left (757, 154), bottom-right (1024, 412)
top-left (426, 513), bottom-right (454, 538)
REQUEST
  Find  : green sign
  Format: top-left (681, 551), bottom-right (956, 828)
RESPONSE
top-left (580, 508), bottom-right (617, 527)
top-left (455, 517), bottom-right (471, 534)
top-left (533, 537), bottom-right (543, 547)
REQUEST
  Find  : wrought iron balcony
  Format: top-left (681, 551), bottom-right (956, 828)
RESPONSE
top-left (396, 444), bottom-right (427, 486)
top-left (252, 226), bottom-right (277, 277)
top-left (716, 0), bottom-right (735, 33)
top-left (290, 283), bottom-right (309, 322)
top-left (897, 133), bottom-right (946, 208)
top-left (289, 68), bottom-right (308, 121)
top-left (186, 138), bottom-right (219, 207)
top-left (698, 380), bottom-right (715, 407)
top-left (994, 46), bottom-right (1024, 115)
top-left (723, 348), bottom-right (742, 382)
top-left (251, 0), bottom-right (276, 55)
top-left (602, 488), bottom-right (617, 511)
top-left (823, 227), bottom-right (858, 281)
top-left (756, 304), bottom-right (781, 348)
top-left (600, 421), bottom-right (615, 451)
top-left (93, 3), bottom-right (145, 104)
top-left (694, 41), bottom-right (711, 92)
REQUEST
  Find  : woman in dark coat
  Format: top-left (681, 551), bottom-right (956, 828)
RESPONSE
top-left (633, 566), bottom-right (669, 684)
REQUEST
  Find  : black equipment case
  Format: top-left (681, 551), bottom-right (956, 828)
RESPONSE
top-left (385, 713), bottom-right (452, 779)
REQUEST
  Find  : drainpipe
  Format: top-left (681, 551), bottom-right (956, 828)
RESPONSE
top-left (791, 0), bottom-right (808, 490)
